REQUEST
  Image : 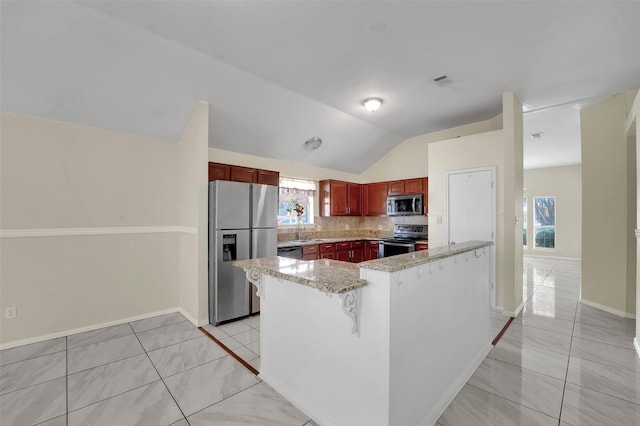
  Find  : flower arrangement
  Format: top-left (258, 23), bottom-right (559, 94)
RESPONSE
top-left (287, 198), bottom-right (305, 218)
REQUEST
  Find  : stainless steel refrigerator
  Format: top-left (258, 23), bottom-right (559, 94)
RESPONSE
top-left (209, 180), bottom-right (278, 325)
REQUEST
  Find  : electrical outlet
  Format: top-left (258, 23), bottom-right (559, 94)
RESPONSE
top-left (437, 216), bottom-right (443, 225)
top-left (5, 307), bottom-right (16, 320)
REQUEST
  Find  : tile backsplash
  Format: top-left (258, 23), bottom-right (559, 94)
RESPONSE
top-left (277, 215), bottom-right (428, 242)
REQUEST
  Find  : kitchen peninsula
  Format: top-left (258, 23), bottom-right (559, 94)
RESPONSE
top-left (234, 241), bottom-right (493, 426)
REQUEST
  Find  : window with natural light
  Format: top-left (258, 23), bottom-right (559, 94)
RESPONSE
top-left (278, 177), bottom-right (316, 225)
top-left (533, 196), bottom-right (556, 249)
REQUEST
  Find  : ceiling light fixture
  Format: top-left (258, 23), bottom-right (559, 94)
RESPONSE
top-left (304, 137), bottom-right (322, 151)
top-left (529, 132), bottom-right (544, 140)
top-left (362, 97), bottom-right (383, 112)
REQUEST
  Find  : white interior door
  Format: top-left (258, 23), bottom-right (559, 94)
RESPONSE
top-left (447, 167), bottom-right (496, 306)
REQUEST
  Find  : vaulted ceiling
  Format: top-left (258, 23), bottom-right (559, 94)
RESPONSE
top-left (2, 1), bottom-right (639, 173)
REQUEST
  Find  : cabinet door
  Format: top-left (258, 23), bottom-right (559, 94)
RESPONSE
top-left (404, 178), bottom-right (423, 194)
top-left (347, 184), bottom-right (362, 216)
top-left (365, 241), bottom-right (379, 260)
top-left (388, 180), bottom-right (405, 194)
top-left (231, 166), bottom-right (258, 183)
top-left (351, 247), bottom-right (364, 263)
top-left (209, 162), bottom-right (230, 181)
top-left (335, 250), bottom-right (350, 262)
top-left (257, 170), bottom-right (279, 186)
top-left (364, 182), bottom-right (388, 216)
top-left (330, 181), bottom-right (349, 216)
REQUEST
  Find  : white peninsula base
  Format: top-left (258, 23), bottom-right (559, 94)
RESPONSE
top-left (239, 242), bottom-right (492, 426)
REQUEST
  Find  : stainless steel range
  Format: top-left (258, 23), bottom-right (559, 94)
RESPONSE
top-left (379, 224), bottom-right (428, 258)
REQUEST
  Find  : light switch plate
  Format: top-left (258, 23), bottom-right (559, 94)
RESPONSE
top-left (5, 307), bottom-right (16, 320)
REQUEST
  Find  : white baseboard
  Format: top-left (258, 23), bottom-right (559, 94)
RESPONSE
top-left (0, 307), bottom-right (180, 350)
top-left (634, 338), bottom-right (640, 360)
top-left (579, 298), bottom-right (636, 319)
top-left (177, 307), bottom-right (209, 327)
top-left (423, 343), bottom-right (492, 425)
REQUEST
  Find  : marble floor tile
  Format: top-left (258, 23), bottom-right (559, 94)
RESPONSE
top-left (218, 321), bottom-right (253, 336)
top-left (219, 336), bottom-right (243, 350)
top-left (248, 357), bottom-right (261, 371)
top-left (570, 337), bottom-right (640, 372)
top-left (468, 357), bottom-right (564, 418)
top-left (0, 377), bottom-right (66, 426)
top-left (148, 335), bottom-right (228, 378)
top-left (502, 322), bottom-right (572, 354)
top-left (521, 298), bottom-right (577, 322)
top-left (202, 324), bottom-right (230, 340)
top-left (136, 320), bottom-right (203, 352)
top-left (232, 346), bottom-right (259, 362)
top-left (244, 315), bottom-right (261, 329)
top-left (164, 356), bottom-right (259, 416)
top-left (67, 353), bottom-right (159, 411)
top-left (566, 356), bottom-right (640, 404)
top-left (533, 286), bottom-right (578, 303)
top-left (67, 333), bottom-right (144, 374)
top-left (572, 321), bottom-right (636, 350)
top-left (0, 337), bottom-right (66, 367)
top-left (488, 337), bottom-right (569, 380)
top-left (67, 323), bottom-right (133, 349)
top-left (232, 329), bottom-right (260, 346)
top-left (0, 351), bottom-right (66, 395)
top-left (438, 384), bottom-right (558, 426)
top-left (68, 380), bottom-right (183, 426)
top-left (245, 340), bottom-right (261, 355)
top-left (130, 311), bottom-right (187, 333)
top-left (575, 304), bottom-right (635, 333)
top-left (560, 383), bottom-right (640, 426)
top-left (38, 414), bottom-right (67, 426)
top-left (514, 314), bottom-right (575, 336)
top-left (187, 382), bottom-right (308, 426)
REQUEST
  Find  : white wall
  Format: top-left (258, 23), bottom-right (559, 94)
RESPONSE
top-left (0, 108), bottom-right (208, 345)
top-left (427, 92), bottom-right (523, 315)
top-left (523, 165), bottom-right (582, 259)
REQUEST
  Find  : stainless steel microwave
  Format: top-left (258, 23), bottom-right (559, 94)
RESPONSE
top-left (386, 193), bottom-right (424, 216)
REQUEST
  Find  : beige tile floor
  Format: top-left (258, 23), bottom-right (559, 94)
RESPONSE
top-left (1, 257), bottom-right (638, 425)
top-left (0, 311), bottom-right (315, 425)
top-left (438, 257), bottom-right (640, 425)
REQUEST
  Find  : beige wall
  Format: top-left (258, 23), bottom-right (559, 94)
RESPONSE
top-left (523, 165), bottom-right (582, 259)
top-left (177, 102), bottom-right (210, 325)
top-left (0, 108), bottom-right (208, 345)
top-left (360, 114), bottom-right (503, 182)
top-left (427, 92), bottom-right (523, 315)
top-left (581, 91), bottom-right (636, 317)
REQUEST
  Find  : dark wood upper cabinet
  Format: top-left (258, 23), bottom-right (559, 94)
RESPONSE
top-left (363, 181), bottom-right (388, 216)
top-left (209, 162), bottom-right (230, 181)
top-left (208, 162), bottom-right (279, 186)
top-left (404, 178), bottom-right (423, 194)
top-left (230, 165), bottom-right (258, 183)
top-left (319, 180), bottom-right (361, 216)
top-left (257, 170), bottom-right (280, 186)
top-left (388, 180), bottom-right (405, 195)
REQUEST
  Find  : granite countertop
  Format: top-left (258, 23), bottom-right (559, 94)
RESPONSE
top-left (233, 257), bottom-right (366, 294)
top-left (358, 240), bottom-right (493, 273)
